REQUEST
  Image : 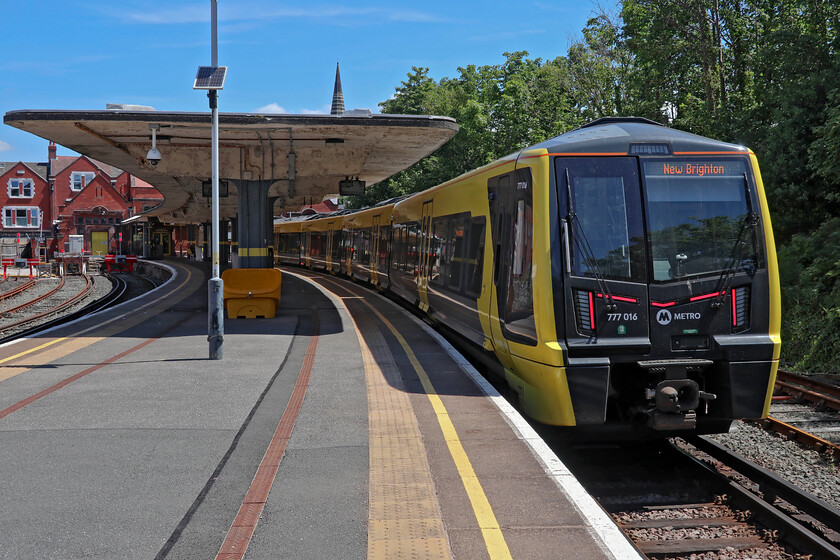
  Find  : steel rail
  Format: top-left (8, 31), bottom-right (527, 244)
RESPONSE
top-left (681, 436), bottom-right (840, 559)
top-left (0, 279), bottom-right (36, 301)
top-left (0, 275), bottom-right (90, 333)
top-left (754, 416), bottom-right (840, 460)
top-left (777, 370), bottom-right (840, 411)
top-left (1, 276), bottom-right (65, 316)
top-left (0, 274), bottom-right (125, 343)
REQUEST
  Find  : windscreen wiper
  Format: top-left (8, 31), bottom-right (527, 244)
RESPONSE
top-left (565, 169), bottom-right (617, 312)
top-left (713, 173), bottom-right (759, 308)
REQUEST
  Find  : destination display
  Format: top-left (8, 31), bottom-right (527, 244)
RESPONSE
top-left (645, 160), bottom-right (745, 177)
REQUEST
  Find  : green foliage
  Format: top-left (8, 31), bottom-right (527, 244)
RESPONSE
top-left (347, 52), bottom-right (579, 208)
top-left (778, 218), bottom-right (840, 372)
top-left (346, 0), bottom-right (840, 372)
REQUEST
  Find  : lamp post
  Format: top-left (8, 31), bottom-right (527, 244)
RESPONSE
top-left (194, 0), bottom-right (227, 359)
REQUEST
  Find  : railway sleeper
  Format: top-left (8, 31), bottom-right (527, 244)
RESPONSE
top-left (633, 536), bottom-right (769, 556)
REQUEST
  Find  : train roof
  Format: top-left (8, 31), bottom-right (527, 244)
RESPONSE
top-left (530, 117), bottom-right (749, 155)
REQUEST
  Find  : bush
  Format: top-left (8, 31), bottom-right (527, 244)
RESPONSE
top-left (777, 217), bottom-right (840, 373)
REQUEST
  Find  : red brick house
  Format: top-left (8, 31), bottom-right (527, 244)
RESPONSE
top-left (1, 142), bottom-right (164, 258)
top-left (0, 160), bottom-right (50, 257)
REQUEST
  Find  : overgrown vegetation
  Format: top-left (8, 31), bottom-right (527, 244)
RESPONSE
top-left (353, 1), bottom-right (840, 372)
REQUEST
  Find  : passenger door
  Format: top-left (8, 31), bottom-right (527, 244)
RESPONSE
top-left (418, 201), bottom-right (433, 311)
top-left (556, 157), bottom-right (650, 355)
top-left (371, 215), bottom-right (381, 285)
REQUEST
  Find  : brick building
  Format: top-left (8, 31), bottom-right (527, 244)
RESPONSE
top-left (0, 142), bottom-right (163, 258)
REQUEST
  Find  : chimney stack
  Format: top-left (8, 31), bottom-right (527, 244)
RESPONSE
top-left (48, 142), bottom-right (57, 161)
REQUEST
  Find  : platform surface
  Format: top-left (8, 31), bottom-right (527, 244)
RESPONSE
top-left (0, 260), bottom-right (641, 559)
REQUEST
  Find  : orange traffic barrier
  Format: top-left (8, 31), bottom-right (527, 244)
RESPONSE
top-left (221, 268), bottom-right (282, 319)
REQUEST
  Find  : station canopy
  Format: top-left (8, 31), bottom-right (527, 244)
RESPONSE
top-left (4, 108), bottom-right (458, 224)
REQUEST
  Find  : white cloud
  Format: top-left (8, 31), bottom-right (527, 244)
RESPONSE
top-left (117, 3), bottom-right (444, 26)
top-left (123, 6), bottom-right (208, 24)
top-left (301, 104), bottom-right (331, 115)
top-left (254, 103), bottom-right (287, 114)
top-left (0, 140), bottom-right (12, 152)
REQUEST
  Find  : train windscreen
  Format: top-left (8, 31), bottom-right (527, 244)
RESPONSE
top-left (643, 159), bottom-right (761, 282)
top-left (563, 157), bottom-right (647, 282)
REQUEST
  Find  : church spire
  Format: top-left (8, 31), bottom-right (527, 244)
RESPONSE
top-left (331, 62), bottom-right (345, 115)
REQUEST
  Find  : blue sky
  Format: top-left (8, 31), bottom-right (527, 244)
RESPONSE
top-left (1, 1), bottom-right (616, 163)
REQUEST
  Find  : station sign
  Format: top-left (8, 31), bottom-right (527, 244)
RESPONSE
top-left (202, 180), bottom-right (230, 197)
top-left (339, 178), bottom-right (365, 196)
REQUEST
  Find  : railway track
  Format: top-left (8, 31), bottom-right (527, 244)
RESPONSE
top-left (756, 370), bottom-right (840, 460)
top-left (0, 278), bottom-right (36, 301)
top-left (0, 274), bottom-right (126, 342)
top-left (555, 438), bottom-right (840, 559)
top-left (0, 274), bottom-right (89, 331)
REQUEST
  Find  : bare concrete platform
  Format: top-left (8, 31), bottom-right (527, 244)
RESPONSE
top-left (0, 259), bottom-right (641, 559)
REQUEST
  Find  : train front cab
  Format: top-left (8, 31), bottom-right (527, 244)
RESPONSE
top-left (541, 144), bottom-right (780, 436)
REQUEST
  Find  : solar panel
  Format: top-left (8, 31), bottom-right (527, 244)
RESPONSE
top-left (193, 66), bottom-right (228, 90)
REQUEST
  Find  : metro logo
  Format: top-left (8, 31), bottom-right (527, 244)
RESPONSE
top-left (655, 309), bottom-right (702, 325)
top-left (656, 309), bottom-right (672, 325)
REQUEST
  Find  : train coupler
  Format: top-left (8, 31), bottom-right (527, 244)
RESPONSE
top-left (644, 379), bottom-right (717, 431)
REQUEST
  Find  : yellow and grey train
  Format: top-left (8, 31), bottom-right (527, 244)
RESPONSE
top-left (275, 117), bottom-right (780, 437)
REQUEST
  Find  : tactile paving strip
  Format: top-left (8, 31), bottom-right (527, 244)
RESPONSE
top-left (350, 305), bottom-right (453, 560)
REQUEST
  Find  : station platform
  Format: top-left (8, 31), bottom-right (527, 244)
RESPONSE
top-left (0, 259), bottom-right (642, 560)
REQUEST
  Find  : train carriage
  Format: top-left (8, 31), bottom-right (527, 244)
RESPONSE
top-left (275, 117), bottom-right (780, 438)
top-left (274, 218), bottom-right (304, 267)
top-left (300, 213), bottom-right (345, 273)
top-left (342, 199), bottom-right (399, 289)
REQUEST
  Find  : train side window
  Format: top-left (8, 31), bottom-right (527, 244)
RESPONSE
top-left (407, 223), bottom-right (420, 276)
top-left (448, 218), bottom-right (467, 292)
top-left (392, 225), bottom-right (402, 271)
top-left (430, 218), bottom-right (446, 286)
top-left (360, 229), bottom-right (371, 265)
top-left (351, 230), bottom-right (359, 263)
top-left (505, 169), bottom-right (536, 341)
top-left (465, 216), bottom-right (486, 298)
top-left (379, 225), bottom-right (391, 271)
top-left (331, 229), bottom-right (341, 262)
top-left (311, 232), bottom-right (324, 259)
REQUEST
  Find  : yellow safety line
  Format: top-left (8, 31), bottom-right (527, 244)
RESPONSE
top-left (0, 337), bottom-right (67, 365)
top-left (0, 266), bottom-right (195, 383)
top-left (358, 298), bottom-right (513, 560)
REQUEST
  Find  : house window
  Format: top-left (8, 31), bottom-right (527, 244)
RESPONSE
top-left (3, 207), bottom-right (41, 228)
top-left (71, 172), bottom-right (95, 191)
top-left (8, 179), bottom-right (34, 198)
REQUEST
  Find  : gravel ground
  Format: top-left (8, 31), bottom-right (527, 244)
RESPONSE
top-left (0, 275), bottom-right (115, 337)
top-left (709, 420), bottom-right (840, 510)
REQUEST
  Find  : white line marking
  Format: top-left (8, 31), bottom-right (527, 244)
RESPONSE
top-left (287, 270), bottom-right (643, 560)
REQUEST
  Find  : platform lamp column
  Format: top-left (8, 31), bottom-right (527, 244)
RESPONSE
top-left (194, 0), bottom-right (228, 360)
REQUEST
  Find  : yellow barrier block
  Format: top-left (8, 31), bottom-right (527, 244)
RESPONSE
top-left (221, 268), bottom-right (282, 319)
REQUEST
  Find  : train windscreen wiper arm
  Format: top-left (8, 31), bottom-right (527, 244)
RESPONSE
top-left (713, 173), bottom-right (759, 308)
top-left (565, 168), bottom-right (617, 312)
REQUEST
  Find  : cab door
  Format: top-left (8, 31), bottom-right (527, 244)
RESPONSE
top-left (488, 169), bottom-right (538, 356)
top-left (556, 157), bottom-right (650, 356)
